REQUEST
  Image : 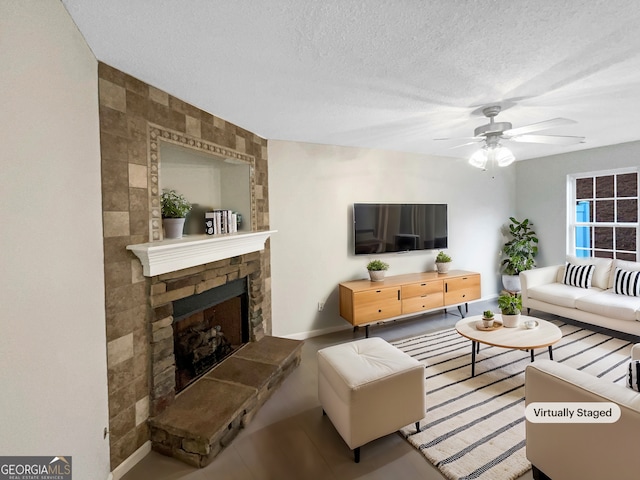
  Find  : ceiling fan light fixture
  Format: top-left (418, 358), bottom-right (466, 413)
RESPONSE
top-left (468, 148), bottom-right (488, 169)
top-left (494, 146), bottom-right (515, 166)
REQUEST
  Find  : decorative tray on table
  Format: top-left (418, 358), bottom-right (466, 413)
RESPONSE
top-left (476, 321), bottom-right (503, 331)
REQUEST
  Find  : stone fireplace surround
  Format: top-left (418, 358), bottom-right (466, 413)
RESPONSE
top-left (97, 63), bottom-right (288, 471)
top-left (148, 253), bottom-right (263, 415)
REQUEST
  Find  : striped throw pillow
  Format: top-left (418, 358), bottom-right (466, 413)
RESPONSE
top-left (628, 361), bottom-right (640, 392)
top-left (613, 268), bottom-right (640, 297)
top-left (562, 263), bottom-right (594, 289)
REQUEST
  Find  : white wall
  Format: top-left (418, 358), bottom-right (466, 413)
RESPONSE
top-left (269, 141), bottom-right (516, 338)
top-left (515, 141), bottom-right (640, 267)
top-left (0, 1), bottom-right (111, 478)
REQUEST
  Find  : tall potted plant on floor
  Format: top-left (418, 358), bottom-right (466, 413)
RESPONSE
top-left (161, 189), bottom-right (192, 239)
top-left (501, 217), bottom-right (538, 292)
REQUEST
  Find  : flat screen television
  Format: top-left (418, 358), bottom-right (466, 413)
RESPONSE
top-left (353, 203), bottom-right (448, 255)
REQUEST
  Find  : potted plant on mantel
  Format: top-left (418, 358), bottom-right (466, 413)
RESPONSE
top-left (501, 217), bottom-right (538, 292)
top-left (161, 189), bottom-right (192, 239)
top-left (367, 259), bottom-right (389, 282)
top-left (435, 251), bottom-right (452, 274)
top-left (498, 292), bottom-right (523, 328)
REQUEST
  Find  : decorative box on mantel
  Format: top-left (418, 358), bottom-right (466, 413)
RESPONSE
top-left (127, 230), bottom-right (276, 277)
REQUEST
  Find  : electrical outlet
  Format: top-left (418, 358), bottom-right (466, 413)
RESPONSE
top-left (318, 301), bottom-right (325, 312)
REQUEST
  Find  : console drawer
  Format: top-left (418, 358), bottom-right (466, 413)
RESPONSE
top-left (402, 281), bottom-right (443, 298)
top-left (352, 288), bottom-right (401, 325)
top-left (402, 292), bottom-right (444, 314)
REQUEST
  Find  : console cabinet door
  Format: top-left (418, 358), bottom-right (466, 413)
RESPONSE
top-left (352, 287), bottom-right (401, 325)
top-left (444, 274), bottom-right (481, 305)
top-left (401, 281), bottom-right (444, 314)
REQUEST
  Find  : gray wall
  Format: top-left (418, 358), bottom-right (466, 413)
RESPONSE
top-left (269, 140), bottom-right (516, 338)
top-left (0, 1), bottom-right (111, 478)
top-left (515, 141), bottom-right (640, 267)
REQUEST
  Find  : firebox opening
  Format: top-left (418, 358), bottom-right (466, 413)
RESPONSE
top-left (172, 278), bottom-right (249, 393)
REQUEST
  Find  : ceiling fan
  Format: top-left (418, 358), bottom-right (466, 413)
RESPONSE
top-left (437, 105), bottom-right (586, 169)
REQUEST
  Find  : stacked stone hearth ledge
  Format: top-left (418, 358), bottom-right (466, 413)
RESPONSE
top-left (149, 336), bottom-right (303, 467)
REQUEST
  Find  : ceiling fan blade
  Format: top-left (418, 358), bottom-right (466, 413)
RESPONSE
top-left (509, 134), bottom-right (585, 145)
top-left (434, 137), bottom-right (480, 141)
top-left (503, 118), bottom-right (576, 137)
top-left (448, 140), bottom-right (484, 149)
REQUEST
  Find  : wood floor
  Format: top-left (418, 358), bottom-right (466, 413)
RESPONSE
top-left (122, 300), bottom-right (534, 480)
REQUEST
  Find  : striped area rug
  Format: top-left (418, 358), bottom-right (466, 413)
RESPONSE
top-left (391, 320), bottom-right (633, 480)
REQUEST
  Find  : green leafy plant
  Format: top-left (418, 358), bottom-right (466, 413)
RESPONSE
top-left (367, 259), bottom-right (389, 271)
top-left (161, 189), bottom-right (192, 218)
top-left (501, 217), bottom-right (538, 275)
top-left (483, 310), bottom-right (494, 319)
top-left (435, 251), bottom-right (452, 263)
top-left (498, 292), bottom-right (523, 315)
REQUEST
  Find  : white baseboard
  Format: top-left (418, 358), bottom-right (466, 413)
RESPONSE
top-left (111, 441), bottom-right (151, 480)
top-left (281, 323), bottom-right (352, 340)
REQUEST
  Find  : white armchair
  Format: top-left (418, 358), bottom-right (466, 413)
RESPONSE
top-left (525, 345), bottom-right (640, 480)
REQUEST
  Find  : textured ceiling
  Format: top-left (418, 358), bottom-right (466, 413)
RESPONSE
top-left (62, 0), bottom-right (640, 161)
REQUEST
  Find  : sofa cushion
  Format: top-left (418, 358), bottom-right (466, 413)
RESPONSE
top-left (527, 282), bottom-right (600, 308)
top-left (575, 290), bottom-right (640, 321)
top-left (609, 260), bottom-right (640, 289)
top-left (628, 361), bottom-right (640, 392)
top-left (565, 255), bottom-right (613, 289)
top-left (562, 262), bottom-right (594, 288)
top-left (613, 268), bottom-right (640, 297)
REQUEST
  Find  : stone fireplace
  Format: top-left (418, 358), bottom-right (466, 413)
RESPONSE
top-left (97, 63), bottom-right (291, 470)
top-left (172, 278), bottom-right (249, 393)
top-left (147, 253), bottom-right (263, 415)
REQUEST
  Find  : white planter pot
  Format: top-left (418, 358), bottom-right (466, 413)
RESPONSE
top-left (368, 270), bottom-right (386, 282)
top-left (163, 217), bottom-right (186, 239)
top-left (436, 262), bottom-right (451, 274)
top-left (502, 274), bottom-right (521, 292)
top-left (502, 313), bottom-right (521, 328)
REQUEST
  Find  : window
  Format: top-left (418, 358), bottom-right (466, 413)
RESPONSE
top-left (568, 169), bottom-right (638, 261)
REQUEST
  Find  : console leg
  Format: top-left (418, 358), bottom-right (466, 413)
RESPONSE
top-left (354, 447), bottom-right (360, 463)
top-left (365, 325), bottom-right (370, 338)
top-left (458, 305), bottom-right (465, 318)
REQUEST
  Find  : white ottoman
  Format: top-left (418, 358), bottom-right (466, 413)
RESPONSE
top-left (317, 337), bottom-right (426, 462)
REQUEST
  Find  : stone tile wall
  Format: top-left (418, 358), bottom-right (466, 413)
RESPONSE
top-left (98, 63), bottom-right (271, 470)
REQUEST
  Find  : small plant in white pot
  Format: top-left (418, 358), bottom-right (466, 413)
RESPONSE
top-left (161, 189), bottom-right (192, 239)
top-left (435, 251), bottom-right (452, 273)
top-left (482, 310), bottom-right (495, 328)
top-left (367, 259), bottom-right (389, 282)
top-left (498, 292), bottom-right (523, 328)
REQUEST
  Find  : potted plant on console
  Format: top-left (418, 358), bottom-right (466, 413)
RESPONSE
top-left (435, 251), bottom-right (452, 273)
top-left (498, 292), bottom-right (523, 328)
top-left (367, 259), bottom-right (389, 282)
top-left (501, 217), bottom-right (538, 292)
top-left (161, 189), bottom-right (192, 239)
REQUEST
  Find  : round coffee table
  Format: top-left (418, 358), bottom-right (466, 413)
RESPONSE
top-left (455, 315), bottom-right (562, 377)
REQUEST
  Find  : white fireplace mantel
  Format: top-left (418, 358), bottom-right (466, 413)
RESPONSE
top-left (127, 230), bottom-right (276, 277)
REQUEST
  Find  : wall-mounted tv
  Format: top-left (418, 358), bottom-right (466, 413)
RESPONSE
top-left (353, 203), bottom-right (448, 255)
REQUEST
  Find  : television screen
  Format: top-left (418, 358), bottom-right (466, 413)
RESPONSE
top-left (353, 203), bottom-right (447, 255)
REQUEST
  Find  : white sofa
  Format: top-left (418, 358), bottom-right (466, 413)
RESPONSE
top-left (521, 256), bottom-right (640, 337)
top-left (525, 344), bottom-right (640, 480)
